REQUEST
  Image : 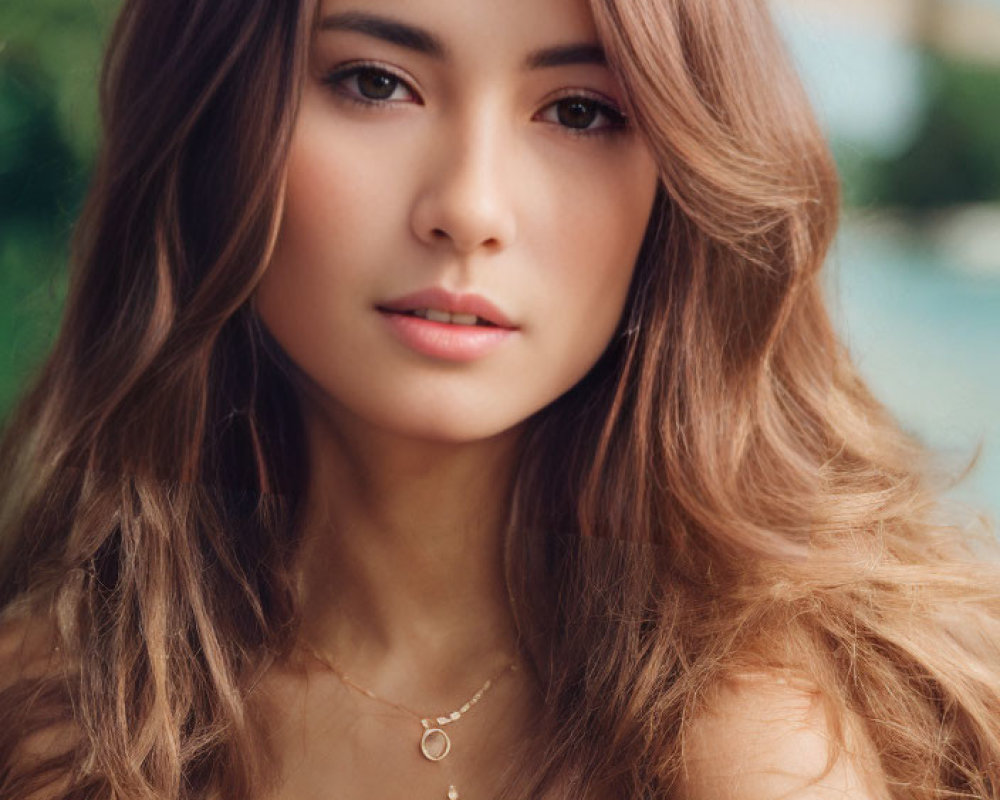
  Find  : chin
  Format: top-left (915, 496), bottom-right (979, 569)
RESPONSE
top-left (365, 403), bottom-right (528, 446)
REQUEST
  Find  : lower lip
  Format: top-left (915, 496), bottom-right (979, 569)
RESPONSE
top-left (379, 311), bottom-right (516, 362)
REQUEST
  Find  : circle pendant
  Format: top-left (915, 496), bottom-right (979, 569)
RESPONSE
top-left (420, 727), bottom-right (451, 761)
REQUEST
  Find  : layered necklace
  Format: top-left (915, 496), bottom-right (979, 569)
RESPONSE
top-left (303, 643), bottom-right (519, 799)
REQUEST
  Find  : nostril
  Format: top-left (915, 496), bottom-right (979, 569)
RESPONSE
top-left (424, 227), bottom-right (507, 251)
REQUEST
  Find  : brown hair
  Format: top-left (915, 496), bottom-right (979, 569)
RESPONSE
top-left (2, 0), bottom-right (999, 798)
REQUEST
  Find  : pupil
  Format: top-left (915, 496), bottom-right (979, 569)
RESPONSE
top-left (358, 70), bottom-right (396, 100)
top-left (558, 99), bottom-right (597, 129)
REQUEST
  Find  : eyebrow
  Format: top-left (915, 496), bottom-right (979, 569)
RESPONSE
top-left (318, 11), bottom-right (607, 69)
top-left (319, 12), bottom-right (446, 58)
top-left (526, 43), bottom-right (606, 70)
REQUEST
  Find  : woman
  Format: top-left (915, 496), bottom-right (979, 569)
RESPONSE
top-left (1, 0), bottom-right (998, 797)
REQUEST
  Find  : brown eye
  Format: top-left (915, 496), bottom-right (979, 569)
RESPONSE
top-left (556, 99), bottom-right (600, 129)
top-left (355, 68), bottom-right (400, 100)
top-left (322, 64), bottom-right (418, 105)
top-left (538, 94), bottom-right (628, 136)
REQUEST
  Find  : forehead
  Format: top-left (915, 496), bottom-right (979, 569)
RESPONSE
top-left (315, 0), bottom-right (603, 63)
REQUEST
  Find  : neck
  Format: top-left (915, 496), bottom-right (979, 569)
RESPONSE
top-left (294, 397), bottom-right (525, 691)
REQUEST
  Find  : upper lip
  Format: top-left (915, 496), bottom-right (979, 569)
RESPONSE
top-left (377, 287), bottom-right (517, 329)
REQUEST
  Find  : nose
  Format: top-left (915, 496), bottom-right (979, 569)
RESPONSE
top-left (410, 114), bottom-right (518, 256)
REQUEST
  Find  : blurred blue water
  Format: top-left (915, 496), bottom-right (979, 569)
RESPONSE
top-left (829, 221), bottom-right (1000, 524)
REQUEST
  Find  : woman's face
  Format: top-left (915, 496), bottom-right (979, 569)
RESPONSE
top-left (256, 0), bottom-right (660, 443)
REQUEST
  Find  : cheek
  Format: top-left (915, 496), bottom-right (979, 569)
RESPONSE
top-left (530, 146), bottom-right (658, 356)
top-left (256, 109), bottom-right (413, 333)
top-left (276, 116), bottom-right (404, 272)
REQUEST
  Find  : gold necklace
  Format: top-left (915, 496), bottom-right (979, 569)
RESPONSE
top-left (302, 643), bottom-right (519, 800)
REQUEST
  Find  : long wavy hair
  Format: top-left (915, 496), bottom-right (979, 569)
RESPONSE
top-left (2, 0), bottom-right (999, 798)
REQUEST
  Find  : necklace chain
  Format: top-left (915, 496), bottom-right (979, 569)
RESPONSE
top-left (300, 643), bottom-right (520, 799)
top-left (302, 642), bottom-right (519, 729)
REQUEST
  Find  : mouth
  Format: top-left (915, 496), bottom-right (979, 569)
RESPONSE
top-left (376, 290), bottom-right (518, 363)
top-left (383, 308), bottom-right (500, 328)
top-left (376, 287), bottom-right (517, 330)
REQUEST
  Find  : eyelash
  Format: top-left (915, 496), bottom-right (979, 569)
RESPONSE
top-left (320, 62), bottom-right (629, 139)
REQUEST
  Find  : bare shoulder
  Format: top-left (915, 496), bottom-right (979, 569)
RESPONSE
top-left (677, 671), bottom-right (891, 800)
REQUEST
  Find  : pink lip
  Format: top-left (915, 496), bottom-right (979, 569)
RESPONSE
top-left (376, 287), bottom-right (517, 329)
top-left (376, 287), bottom-right (518, 363)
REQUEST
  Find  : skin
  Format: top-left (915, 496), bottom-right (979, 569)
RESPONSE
top-left (679, 675), bottom-right (891, 800)
top-left (252, 0), bottom-right (889, 798)
top-left (253, 0), bottom-right (659, 796)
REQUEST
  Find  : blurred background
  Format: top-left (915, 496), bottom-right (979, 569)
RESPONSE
top-left (773, 0), bottom-right (1000, 522)
top-left (1, 0), bottom-right (998, 520)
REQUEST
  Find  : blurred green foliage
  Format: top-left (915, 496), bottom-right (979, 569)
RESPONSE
top-left (836, 54), bottom-right (1000, 210)
top-left (0, 0), bottom-right (118, 415)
